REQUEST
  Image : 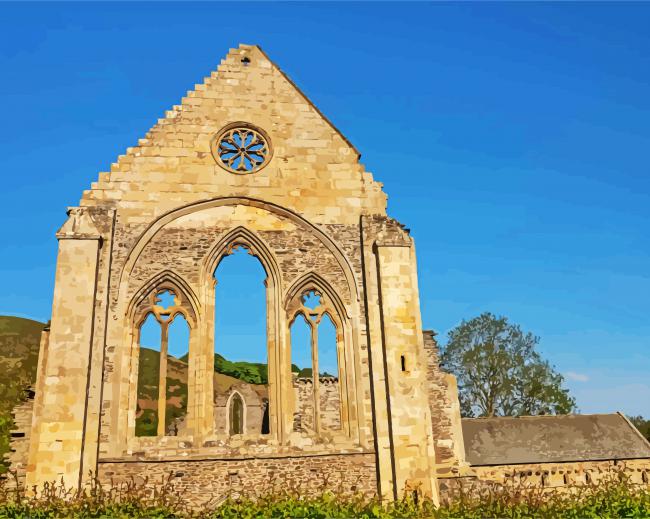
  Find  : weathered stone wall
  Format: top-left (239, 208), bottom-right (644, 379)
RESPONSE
top-left (97, 452), bottom-right (377, 506)
top-left (438, 459), bottom-right (650, 499)
top-left (73, 44), bottom-right (385, 466)
top-left (470, 459), bottom-right (650, 487)
top-left (422, 331), bottom-right (467, 473)
top-left (3, 391), bottom-right (34, 489)
top-left (293, 376), bottom-right (341, 432)
top-left (318, 377), bottom-right (342, 431)
top-left (213, 383), bottom-right (268, 436)
top-left (293, 376), bottom-right (315, 432)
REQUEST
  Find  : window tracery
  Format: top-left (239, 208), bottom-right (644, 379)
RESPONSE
top-left (134, 287), bottom-right (191, 438)
top-left (288, 289), bottom-right (343, 434)
top-left (212, 122), bottom-right (272, 174)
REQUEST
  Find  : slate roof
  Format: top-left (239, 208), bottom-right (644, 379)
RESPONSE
top-left (462, 413), bottom-right (650, 466)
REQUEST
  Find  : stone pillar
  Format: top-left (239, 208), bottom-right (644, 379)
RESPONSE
top-left (374, 240), bottom-right (439, 504)
top-left (361, 222), bottom-right (397, 501)
top-left (445, 374), bottom-right (467, 468)
top-left (25, 207), bottom-right (102, 492)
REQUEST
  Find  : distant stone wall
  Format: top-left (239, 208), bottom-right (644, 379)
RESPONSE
top-left (98, 452), bottom-right (377, 507)
top-left (3, 390), bottom-right (34, 489)
top-left (213, 382), bottom-right (268, 436)
top-left (319, 377), bottom-right (341, 431)
top-left (438, 458), bottom-right (650, 500)
top-left (293, 376), bottom-right (341, 432)
top-left (422, 331), bottom-right (466, 472)
top-left (471, 459), bottom-right (650, 487)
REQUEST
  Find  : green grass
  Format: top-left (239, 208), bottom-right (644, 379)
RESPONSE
top-left (1, 469), bottom-right (650, 518)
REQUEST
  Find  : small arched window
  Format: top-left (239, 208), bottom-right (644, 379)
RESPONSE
top-left (229, 393), bottom-right (245, 435)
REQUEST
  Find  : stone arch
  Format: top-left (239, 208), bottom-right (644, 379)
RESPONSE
top-left (116, 197), bottom-right (359, 309)
top-left (125, 269), bottom-right (199, 442)
top-left (285, 270), bottom-right (350, 322)
top-left (201, 225), bottom-right (283, 441)
top-left (111, 198), bottom-right (366, 448)
top-left (128, 269), bottom-right (200, 328)
top-left (284, 271), bottom-right (356, 439)
top-left (201, 225), bottom-right (281, 291)
top-left (225, 390), bottom-right (247, 435)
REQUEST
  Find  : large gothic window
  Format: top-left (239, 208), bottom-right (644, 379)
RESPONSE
top-left (213, 245), bottom-right (270, 437)
top-left (135, 289), bottom-right (190, 437)
top-left (288, 290), bottom-right (343, 434)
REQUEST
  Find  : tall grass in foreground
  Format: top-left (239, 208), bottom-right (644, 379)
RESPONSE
top-left (1, 468), bottom-right (649, 518)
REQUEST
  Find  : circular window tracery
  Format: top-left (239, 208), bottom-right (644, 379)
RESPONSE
top-left (212, 123), bottom-right (272, 174)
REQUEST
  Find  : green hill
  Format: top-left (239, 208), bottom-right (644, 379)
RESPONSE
top-left (0, 316), bottom-right (46, 472)
top-left (0, 317), bottom-right (305, 452)
top-left (136, 349), bottom-right (273, 436)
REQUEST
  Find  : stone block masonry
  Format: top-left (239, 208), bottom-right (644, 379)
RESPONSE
top-left (98, 453), bottom-right (377, 507)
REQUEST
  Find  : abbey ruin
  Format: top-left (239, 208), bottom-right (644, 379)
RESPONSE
top-left (11, 45), bottom-right (650, 505)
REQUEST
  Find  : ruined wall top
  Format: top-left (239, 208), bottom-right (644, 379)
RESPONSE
top-left (80, 44), bottom-right (388, 226)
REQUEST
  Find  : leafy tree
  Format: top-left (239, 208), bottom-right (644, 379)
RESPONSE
top-left (213, 353), bottom-right (268, 384)
top-left (629, 416), bottom-right (650, 442)
top-left (440, 312), bottom-right (576, 417)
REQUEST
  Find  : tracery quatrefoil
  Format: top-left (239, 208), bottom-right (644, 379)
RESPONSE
top-left (213, 123), bottom-right (271, 174)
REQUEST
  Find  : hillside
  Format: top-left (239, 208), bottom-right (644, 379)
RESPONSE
top-left (0, 317), bottom-right (299, 447)
top-left (0, 316), bottom-right (46, 472)
top-left (136, 348), bottom-right (269, 436)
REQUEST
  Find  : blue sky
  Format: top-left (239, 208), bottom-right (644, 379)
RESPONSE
top-left (1, 3), bottom-right (649, 416)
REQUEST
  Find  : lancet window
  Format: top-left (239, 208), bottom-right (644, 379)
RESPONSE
top-left (289, 290), bottom-right (343, 434)
top-left (213, 245), bottom-right (270, 437)
top-left (134, 287), bottom-right (191, 437)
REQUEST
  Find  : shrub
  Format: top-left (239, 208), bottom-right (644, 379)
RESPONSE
top-left (1, 468), bottom-right (649, 518)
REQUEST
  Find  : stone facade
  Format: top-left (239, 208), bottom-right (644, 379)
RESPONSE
top-left (21, 44), bottom-right (438, 504)
top-left (98, 452), bottom-right (377, 507)
top-left (14, 43), bottom-right (650, 506)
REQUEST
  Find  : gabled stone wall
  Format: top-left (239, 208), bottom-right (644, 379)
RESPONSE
top-left (23, 44), bottom-right (440, 502)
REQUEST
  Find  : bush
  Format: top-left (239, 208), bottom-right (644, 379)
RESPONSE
top-left (1, 468), bottom-right (649, 518)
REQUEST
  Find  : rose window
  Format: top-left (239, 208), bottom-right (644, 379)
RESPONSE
top-left (212, 123), bottom-right (272, 174)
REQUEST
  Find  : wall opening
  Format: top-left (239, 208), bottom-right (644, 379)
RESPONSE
top-left (288, 289), bottom-right (344, 435)
top-left (229, 392), bottom-right (245, 435)
top-left (291, 313), bottom-right (314, 433)
top-left (165, 314), bottom-right (189, 436)
top-left (318, 313), bottom-right (341, 430)
top-left (214, 245), bottom-right (269, 436)
top-left (136, 313), bottom-right (161, 437)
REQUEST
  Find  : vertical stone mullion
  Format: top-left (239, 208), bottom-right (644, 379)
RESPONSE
top-left (157, 321), bottom-right (169, 437)
top-left (311, 320), bottom-right (321, 434)
top-left (335, 324), bottom-right (349, 436)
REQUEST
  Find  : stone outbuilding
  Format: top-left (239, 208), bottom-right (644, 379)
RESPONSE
top-left (460, 413), bottom-right (650, 488)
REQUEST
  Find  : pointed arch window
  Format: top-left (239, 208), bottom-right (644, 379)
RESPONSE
top-left (229, 392), bottom-right (245, 435)
top-left (213, 244), bottom-right (270, 437)
top-left (134, 287), bottom-right (192, 437)
top-left (288, 289), bottom-right (343, 434)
